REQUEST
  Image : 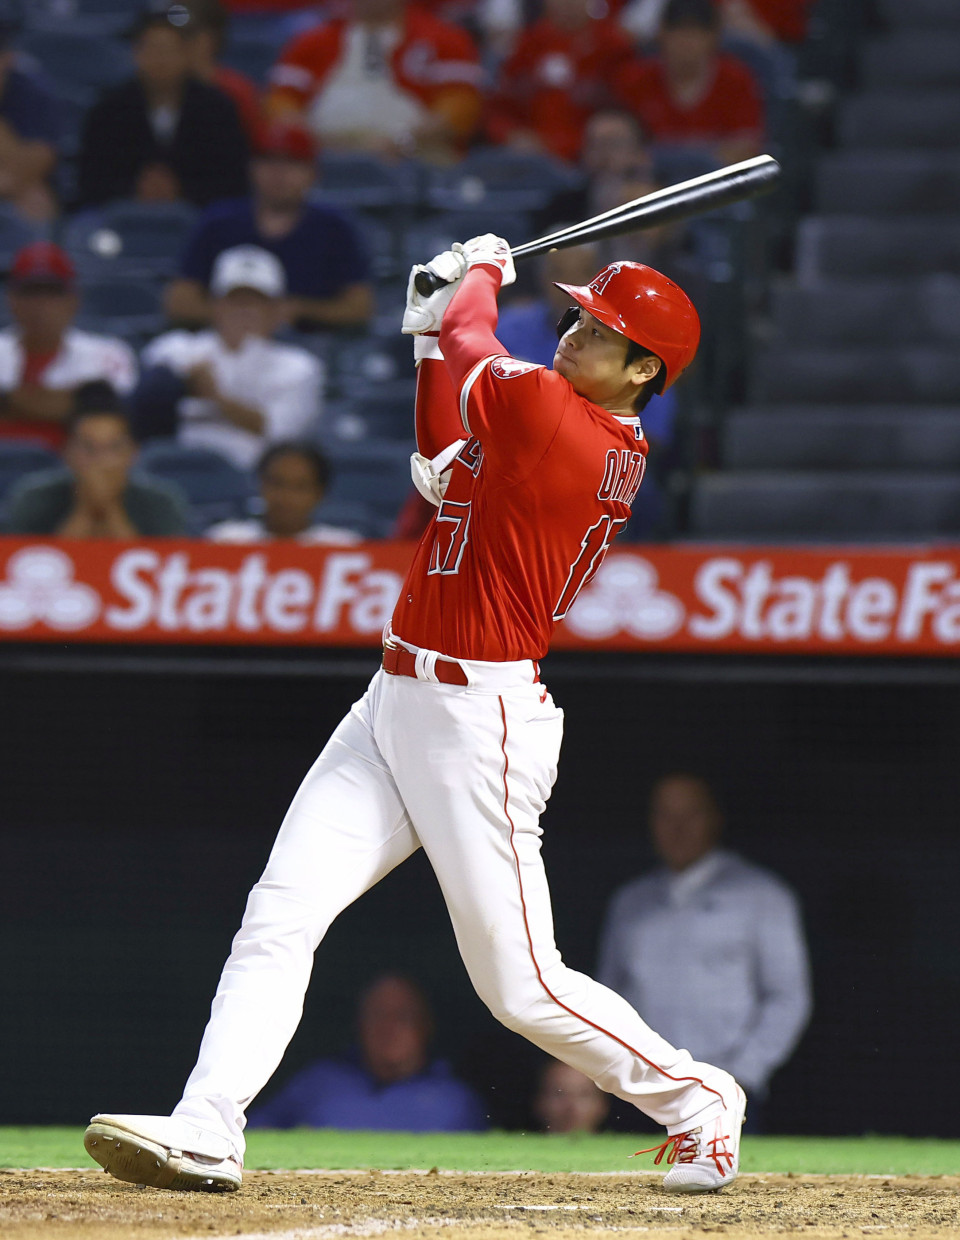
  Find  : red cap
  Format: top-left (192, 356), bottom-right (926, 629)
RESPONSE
top-left (555, 261), bottom-right (700, 389)
top-left (256, 120), bottom-right (317, 163)
top-left (10, 242), bottom-right (76, 290)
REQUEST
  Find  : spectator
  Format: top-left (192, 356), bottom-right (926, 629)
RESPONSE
top-left (615, 0), bottom-right (764, 167)
top-left (77, 3), bottom-right (249, 208)
top-left (619, 0), bottom-right (810, 45)
top-left (486, 0), bottom-right (636, 163)
top-left (533, 1060), bottom-right (609, 1134)
top-left (0, 11), bottom-right (60, 223)
top-left (4, 380), bottom-right (188, 538)
top-left (267, 0), bottom-right (483, 163)
top-left (139, 245), bottom-right (323, 470)
top-left (597, 773), bottom-right (812, 1121)
top-left (208, 440), bottom-right (361, 544)
top-left (0, 243), bottom-right (137, 452)
top-left (164, 120), bottom-right (372, 330)
top-left (182, 0), bottom-right (265, 146)
top-left (248, 974), bottom-right (488, 1131)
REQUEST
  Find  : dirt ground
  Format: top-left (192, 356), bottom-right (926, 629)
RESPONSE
top-left (2, 1169), bottom-right (958, 1240)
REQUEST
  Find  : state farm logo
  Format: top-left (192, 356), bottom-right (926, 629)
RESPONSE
top-left (0, 546), bottom-right (100, 631)
top-left (491, 356), bottom-right (541, 379)
top-left (565, 555), bottom-right (685, 640)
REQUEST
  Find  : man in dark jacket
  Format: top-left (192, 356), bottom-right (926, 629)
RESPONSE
top-left (77, 4), bottom-right (249, 209)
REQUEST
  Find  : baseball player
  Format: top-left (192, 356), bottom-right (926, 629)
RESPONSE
top-left (84, 236), bottom-right (745, 1195)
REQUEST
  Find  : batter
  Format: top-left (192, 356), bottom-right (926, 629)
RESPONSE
top-left (84, 236), bottom-right (745, 1195)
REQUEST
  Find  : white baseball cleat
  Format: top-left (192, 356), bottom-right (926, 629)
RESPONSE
top-left (638, 1081), bottom-right (747, 1194)
top-left (83, 1113), bottom-right (242, 1192)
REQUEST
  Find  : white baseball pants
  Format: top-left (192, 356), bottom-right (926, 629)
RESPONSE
top-left (173, 656), bottom-right (731, 1157)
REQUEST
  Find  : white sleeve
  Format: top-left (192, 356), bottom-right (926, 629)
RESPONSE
top-left (141, 331), bottom-right (201, 375)
top-left (260, 353), bottom-right (323, 443)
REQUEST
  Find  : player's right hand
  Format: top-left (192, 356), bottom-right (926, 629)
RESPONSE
top-left (455, 234), bottom-right (517, 286)
top-left (401, 249), bottom-right (467, 335)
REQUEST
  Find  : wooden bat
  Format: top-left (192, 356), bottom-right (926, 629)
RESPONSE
top-left (413, 154), bottom-right (781, 297)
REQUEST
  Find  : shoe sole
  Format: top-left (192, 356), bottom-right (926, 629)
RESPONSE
top-left (662, 1087), bottom-right (748, 1195)
top-left (83, 1123), bottom-right (240, 1192)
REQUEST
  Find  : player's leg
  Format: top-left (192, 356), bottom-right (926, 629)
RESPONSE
top-left (87, 677), bottom-right (419, 1184)
top-left (382, 676), bottom-right (741, 1183)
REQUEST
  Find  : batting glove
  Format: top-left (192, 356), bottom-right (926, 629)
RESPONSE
top-left (401, 249), bottom-right (467, 336)
top-left (455, 234), bottom-right (516, 286)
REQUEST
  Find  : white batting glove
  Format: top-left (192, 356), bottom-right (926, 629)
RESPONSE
top-left (401, 249), bottom-right (467, 335)
top-left (455, 234), bottom-right (516, 286)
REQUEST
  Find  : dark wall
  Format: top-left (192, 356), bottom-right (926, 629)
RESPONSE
top-left (3, 654), bottom-right (959, 1136)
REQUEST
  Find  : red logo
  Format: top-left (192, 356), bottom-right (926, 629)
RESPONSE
top-left (491, 356), bottom-right (541, 379)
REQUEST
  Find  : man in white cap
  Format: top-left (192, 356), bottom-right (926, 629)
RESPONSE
top-left (138, 245), bottom-right (323, 470)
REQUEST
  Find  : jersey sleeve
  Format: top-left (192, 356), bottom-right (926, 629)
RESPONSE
top-left (414, 355), bottom-right (463, 460)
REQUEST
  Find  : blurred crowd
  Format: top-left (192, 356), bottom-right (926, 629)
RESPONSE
top-left (0, 0), bottom-right (812, 541)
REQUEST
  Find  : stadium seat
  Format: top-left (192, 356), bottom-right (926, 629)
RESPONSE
top-left (876, 0), bottom-right (960, 26)
top-left (751, 346), bottom-right (960, 404)
top-left (838, 91), bottom-right (960, 149)
top-left (795, 218), bottom-right (960, 281)
top-left (688, 472), bottom-right (960, 540)
top-left (316, 153), bottom-right (421, 212)
top-left (323, 440), bottom-right (417, 527)
top-left (19, 29), bottom-right (132, 102)
top-left (402, 211), bottom-right (531, 273)
top-left (0, 442), bottom-right (61, 512)
top-left (136, 441), bottom-right (255, 530)
top-left (322, 391), bottom-right (415, 445)
top-left (220, 31), bottom-right (284, 86)
top-left (311, 497), bottom-right (385, 539)
top-left (769, 278), bottom-right (960, 345)
top-left (63, 201), bottom-right (198, 280)
top-left (25, 0), bottom-right (142, 37)
top-left (425, 147), bottom-right (581, 214)
top-left (722, 408), bottom-right (960, 471)
top-left (816, 153), bottom-right (960, 215)
top-left (75, 278), bottom-right (165, 342)
top-left (0, 205), bottom-right (45, 271)
top-left (861, 33), bottom-right (960, 88)
top-left (326, 335), bottom-right (416, 395)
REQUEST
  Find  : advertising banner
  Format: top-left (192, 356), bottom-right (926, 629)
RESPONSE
top-left (0, 536), bottom-right (959, 656)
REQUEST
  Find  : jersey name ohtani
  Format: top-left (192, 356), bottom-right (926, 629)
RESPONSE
top-left (598, 448), bottom-right (646, 505)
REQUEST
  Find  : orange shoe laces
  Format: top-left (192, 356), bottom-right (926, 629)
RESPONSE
top-left (634, 1128), bottom-right (735, 1176)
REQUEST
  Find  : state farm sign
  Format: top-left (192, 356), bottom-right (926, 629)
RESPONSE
top-left (1, 537), bottom-right (959, 655)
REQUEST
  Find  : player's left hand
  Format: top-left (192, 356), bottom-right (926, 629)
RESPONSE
top-left (455, 234), bottom-right (517, 286)
top-left (401, 249), bottom-right (467, 335)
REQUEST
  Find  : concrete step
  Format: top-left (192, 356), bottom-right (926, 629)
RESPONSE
top-left (751, 346), bottom-right (960, 403)
top-left (838, 91), bottom-right (960, 149)
top-left (795, 217), bottom-right (960, 280)
top-left (862, 34), bottom-right (960, 88)
top-left (689, 472), bottom-right (960, 540)
top-left (770, 278), bottom-right (960, 344)
top-left (722, 409), bottom-right (960, 471)
top-left (816, 152), bottom-right (960, 215)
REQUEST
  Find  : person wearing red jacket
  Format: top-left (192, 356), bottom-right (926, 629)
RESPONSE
top-left (267, 0), bottom-right (483, 161)
top-left (615, 0), bottom-right (764, 166)
top-left (486, 0), bottom-right (638, 163)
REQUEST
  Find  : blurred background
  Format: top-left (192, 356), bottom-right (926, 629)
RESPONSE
top-left (0, 0), bottom-right (958, 1139)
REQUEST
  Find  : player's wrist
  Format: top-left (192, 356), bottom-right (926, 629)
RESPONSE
top-left (413, 333), bottom-right (443, 362)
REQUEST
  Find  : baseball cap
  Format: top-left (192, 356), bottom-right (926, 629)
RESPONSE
top-left (210, 245), bottom-right (286, 298)
top-left (10, 242), bottom-right (76, 291)
top-left (256, 120), bottom-right (318, 163)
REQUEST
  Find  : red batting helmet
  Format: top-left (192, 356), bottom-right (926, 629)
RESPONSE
top-left (554, 261), bottom-right (700, 389)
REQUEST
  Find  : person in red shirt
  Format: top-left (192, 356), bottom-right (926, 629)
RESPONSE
top-left (486, 0), bottom-right (638, 163)
top-left (183, 0), bottom-right (266, 147)
top-left (84, 233), bottom-right (746, 1198)
top-left (615, 0), bottom-right (764, 166)
top-left (267, 0), bottom-right (483, 162)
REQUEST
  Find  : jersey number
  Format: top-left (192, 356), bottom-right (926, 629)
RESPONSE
top-left (553, 515), bottom-right (627, 621)
top-left (428, 499), bottom-right (472, 576)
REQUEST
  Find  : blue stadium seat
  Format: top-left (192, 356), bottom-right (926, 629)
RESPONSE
top-left (0, 204), bottom-right (45, 271)
top-left (19, 29), bottom-right (133, 103)
top-left (402, 211), bottom-right (531, 273)
top-left (75, 278), bottom-right (165, 342)
top-left (327, 334), bottom-right (416, 395)
top-left (220, 31), bottom-right (283, 86)
top-left (311, 497), bottom-right (386, 540)
top-left (0, 442), bottom-right (61, 513)
top-left (316, 153), bottom-right (421, 212)
top-left (324, 440), bottom-right (416, 528)
top-left (136, 441), bottom-right (255, 530)
top-left (425, 147), bottom-right (582, 214)
top-left (25, 0), bottom-right (142, 37)
top-left (321, 391), bottom-right (415, 445)
top-left (63, 201), bottom-right (198, 280)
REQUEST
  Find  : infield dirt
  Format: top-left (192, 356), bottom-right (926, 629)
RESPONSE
top-left (2, 1169), bottom-right (958, 1240)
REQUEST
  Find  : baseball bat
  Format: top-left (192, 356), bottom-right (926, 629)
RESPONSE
top-left (413, 154), bottom-right (781, 297)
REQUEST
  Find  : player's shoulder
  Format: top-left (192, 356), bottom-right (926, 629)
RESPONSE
top-left (718, 851), bottom-right (796, 899)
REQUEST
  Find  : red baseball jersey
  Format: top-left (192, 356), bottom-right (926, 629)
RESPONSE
top-left (614, 53), bottom-right (763, 145)
top-left (392, 285), bottom-right (649, 662)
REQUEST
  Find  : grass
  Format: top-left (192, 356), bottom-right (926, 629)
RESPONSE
top-left (1, 1128), bottom-right (958, 1176)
